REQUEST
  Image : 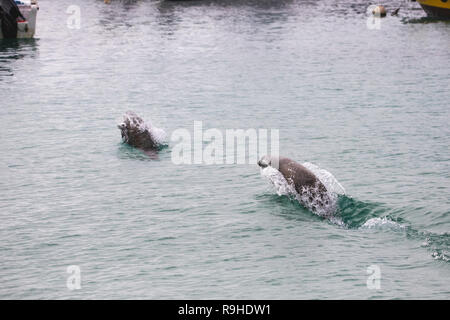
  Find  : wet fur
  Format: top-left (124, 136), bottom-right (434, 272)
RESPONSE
top-left (259, 156), bottom-right (334, 216)
top-left (118, 111), bottom-right (159, 151)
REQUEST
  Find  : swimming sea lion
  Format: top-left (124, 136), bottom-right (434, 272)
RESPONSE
top-left (117, 111), bottom-right (166, 156)
top-left (258, 155), bottom-right (336, 216)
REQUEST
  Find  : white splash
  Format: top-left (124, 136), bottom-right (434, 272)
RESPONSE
top-left (260, 166), bottom-right (296, 197)
top-left (303, 162), bottom-right (346, 195)
top-left (431, 251), bottom-right (449, 262)
top-left (148, 126), bottom-right (167, 146)
top-left (360, 217), bottom-right (405, 230)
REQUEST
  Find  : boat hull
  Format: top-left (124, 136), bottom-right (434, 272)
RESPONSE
top-left (418, 0), bottom-right (450, 18)
top-left (0, 2), bottom-right (38, 39)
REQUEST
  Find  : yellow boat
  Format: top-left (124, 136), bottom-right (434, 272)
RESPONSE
top-left (417, 0), bottom-right (450, 18)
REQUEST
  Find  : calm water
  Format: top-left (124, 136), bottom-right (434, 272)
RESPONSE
top-left (0, 0), bottom-right (449, 299)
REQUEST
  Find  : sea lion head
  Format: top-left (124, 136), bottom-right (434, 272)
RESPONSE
top-left (258, 155), bottom-right (280, 169)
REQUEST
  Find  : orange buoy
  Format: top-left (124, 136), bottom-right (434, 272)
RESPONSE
top-left (372, 5), bottom-right (387, 17)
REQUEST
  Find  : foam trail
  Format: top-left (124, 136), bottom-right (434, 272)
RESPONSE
top-left (431, 251), bottom-right (449, 262)
top-left (360, 217), bottom-right (405, 230)
top-left (418, 231), bottom-right (450, 263)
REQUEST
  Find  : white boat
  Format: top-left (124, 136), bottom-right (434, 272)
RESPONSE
top-left (0, 0), bottom-right (38, 39)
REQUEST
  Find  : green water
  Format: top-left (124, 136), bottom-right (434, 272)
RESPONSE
top-left (0, 0), bottom-right (449, 299)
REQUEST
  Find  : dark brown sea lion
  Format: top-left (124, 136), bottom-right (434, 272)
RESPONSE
top-left (117, 111), bottom-right (165, 156)
top-left (258, 155), bottom-right (334, 216)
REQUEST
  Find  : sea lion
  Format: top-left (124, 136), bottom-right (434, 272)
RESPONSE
top-left (258, 155), bottom-right (336, 216)
top-left (117, 111), bottom-right (166, 156)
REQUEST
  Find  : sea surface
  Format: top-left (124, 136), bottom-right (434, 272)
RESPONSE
top-left (0, 0), bottom-right (449, 299)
